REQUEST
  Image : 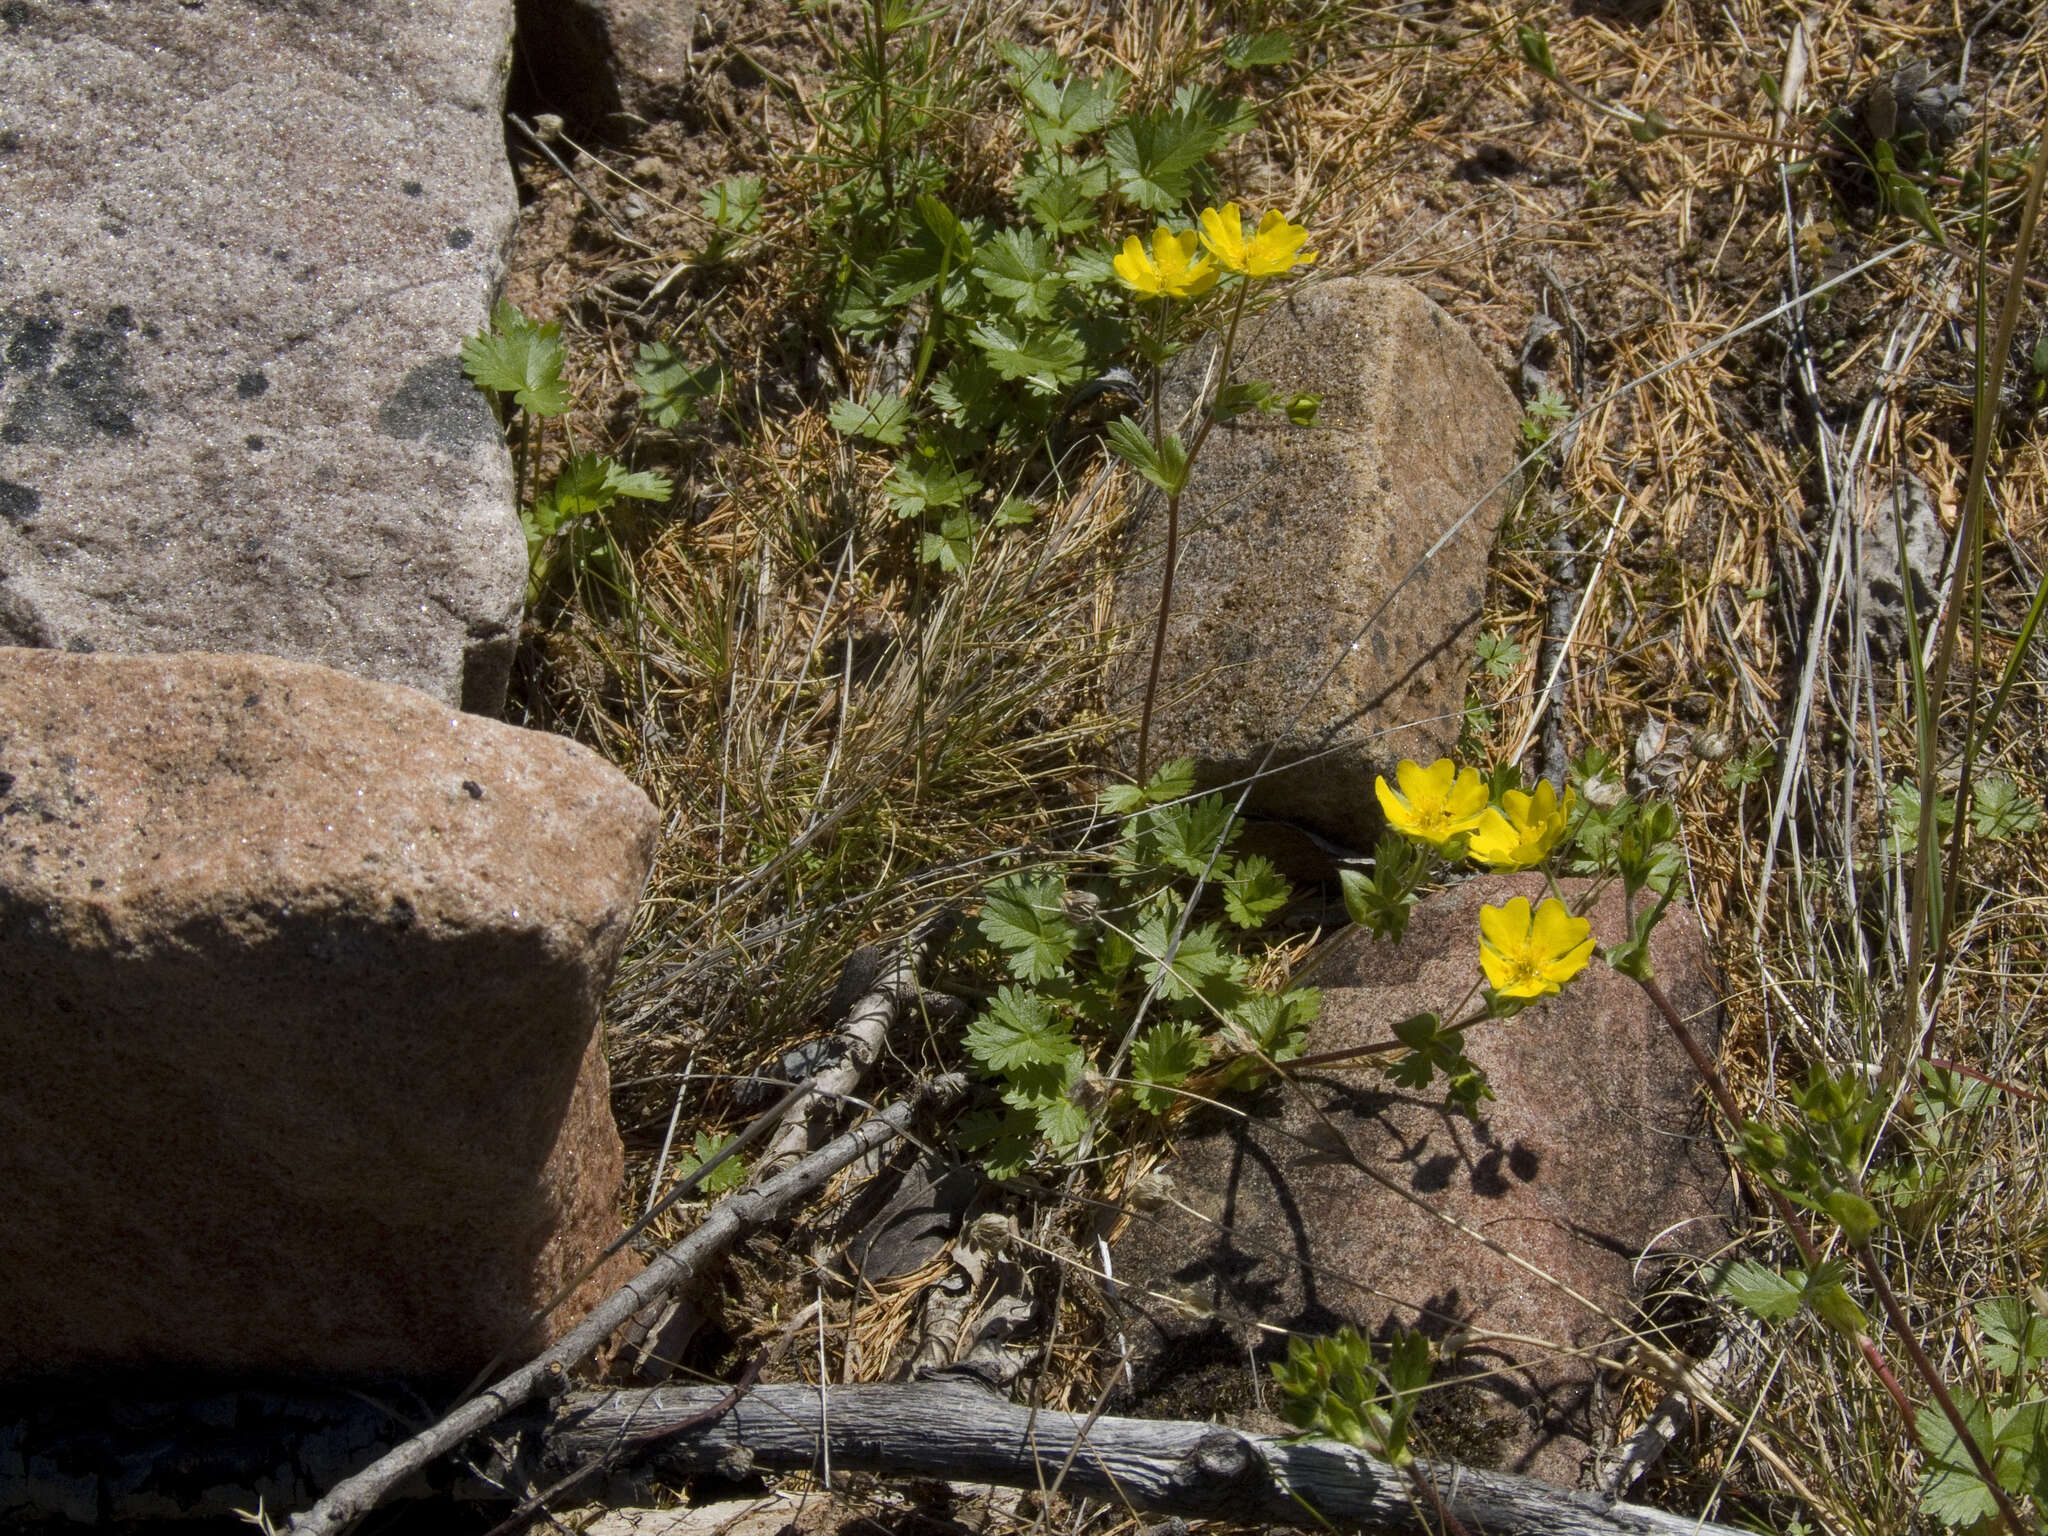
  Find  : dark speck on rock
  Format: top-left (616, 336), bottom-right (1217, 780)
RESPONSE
top-left (236, 370), bottom-right (269, 398)
top-left (65, 637), bottom-right (93, 653)
top-left (0, 478), bottom-right (41, 524)
top-left (243, 693), bottom-right (262, 709)
top-left (444, 227), bottom-right (473, 250)
top-left (244, 434), bottom-right (265, 451)
top-left (0, 130), bottom-right (21, 155)
top-left (106, 305), bottom-right (135, 332)
top-left (401, 180), bottom-right (423, 197)
top-left (1, 2), bottom-right (27, 30)
top-left (0, 771), bottom-right (13, 797)
top-left (461, 779), bottom-right (484, 799)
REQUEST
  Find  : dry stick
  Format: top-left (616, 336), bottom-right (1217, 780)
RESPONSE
top-left (758, 919), bottom-right (942, 1173)
top-left (284, 1081), bottom-right (962, 1536)
top-left (548, 1381), bottom-right (1759, 1536)
top-left (1633, 977), bottom-right (2035, 1532)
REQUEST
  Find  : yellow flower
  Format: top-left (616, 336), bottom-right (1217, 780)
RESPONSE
top-left (1479, 896), bottom-right (1594, 1000)
top-left (1113, 227), bottom-right (1219, 299)
top-left (1468, 781), bottom-right (1574, 870)
top-left (1196, 203), bottom-right (1316, 278)
top-left (1375, 758), bottom-right (1489, 848)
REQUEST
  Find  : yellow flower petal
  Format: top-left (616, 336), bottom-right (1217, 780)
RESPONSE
top-left (1112, 234), bottom-right (1161, 295)
top-left (1199, 204), bottom-right (1315, 277)
top-left (1478, 894), bottom-right (1591, 999)
top-left (1379, 758), bottom-right (1487, 849)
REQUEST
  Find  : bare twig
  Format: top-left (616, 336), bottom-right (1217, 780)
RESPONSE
top-left (285, 1081), bottom-right (963, 1536)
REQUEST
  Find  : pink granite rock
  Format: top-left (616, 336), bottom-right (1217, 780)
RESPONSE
top-left (1111, 873), bottom-right (1729, 1485)
top-left (0, 649), bottom-right (655, 1381)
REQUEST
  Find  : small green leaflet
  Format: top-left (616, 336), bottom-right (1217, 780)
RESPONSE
top-left (1227, 988), bottom-right (1316, 1061)
top-left (1710, 1257), bottom-right (1805, 1321)
top-left (956, 1106), bottom-right (1039, 1180)
top-left (978, 873), bottom-right (1080, 981)
top-left (1103, 416), bottom-right (1189, 494)
top-left (700, 174), bottom-right (763, 233)
top-left (920, 512), bottom-right (975, 572)
top-left (1222, 31), bottom-right (1294, 69)
top-left (675, 1130), bottom-right (749, 1194)
top-left (998, 1053), bottom-right (1090, 1155)
top-left (1972, 776), bottom-right (2043, 841)
top-left (829, 390), bottom-right (915, 446)
top-left (1224, 853), bottom-right (1290, 927)
top-left (634, 341), bottom-right (725, 428)
top-left (1979, 1296), bottom-right (2048, 1375)
top-left (461, 300), bottom-right (569, 417)
top-left (532, 452), bottom-right (672, 535)
top-left (883, 456), bottom-right (981, 518)
top-left (1131, 1021), bottom-right (1210, 1112)
top-left (1915, 1395), bottom-right (2004, 1528)
top-left (1103, 111), bottom-right (1216, 212)
top-left (965, 984), bottom-right (1079, 1072)
top-left (1147, 793), bottom-right (1240, 876)
top-left (973, 228), bottom-right (1064, 321)
top-left (1135, 914), bottom-right (1241, 1002)
top-left (971, 320), bottom-right (1088, 394)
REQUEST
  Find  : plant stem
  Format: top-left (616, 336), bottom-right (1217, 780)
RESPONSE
top-left (1854, 1234), bottom-right (2033, 1534)
top-left (1632, 974), bottom-right (1919, 1431)
top-left (1134, 282), bottom-right (1253, 782)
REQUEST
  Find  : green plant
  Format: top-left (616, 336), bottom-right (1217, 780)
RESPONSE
top-left (952, 758), bottom-right (1317, 1178)
top-left (461, 302), bottom-right (674, 605)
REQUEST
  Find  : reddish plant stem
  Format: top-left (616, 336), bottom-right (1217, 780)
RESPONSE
top-left (1855, 1235), bottom-right (2033, 1535)
top-left (1134, 485), bottom-right (1178, 786)
top-left (1633, 975), bottom-right (1919, 1433)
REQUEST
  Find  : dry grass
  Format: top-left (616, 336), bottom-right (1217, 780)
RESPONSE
top-left (500, 0), bottom-right (2048, 1529)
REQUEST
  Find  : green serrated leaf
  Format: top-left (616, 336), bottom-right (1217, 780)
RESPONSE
top-left (461, 301), bottom-right (568, 417)
top-left (1131, 1021), bottom-right (1211, 1112)
top-left (966, 984), bottom-right (1080, 1072)
top-left (956, 1105), bottom-right (1039, 1180)
top-left (1711, 1258), bottom-right (1805, 1321)
top-left (675, 1130), bottom-right (749, 1194)
top-left (971, 320), bottom-right (1089, 394)
top-left (1225, 854), bottom-right (1291, 927)
top-left (973, 227), bottom-right (1064, 320)
top-left (920, 511), bottom-right (975, 572)
top-left (1103, 105), bottom-right (1225, 212)
top-left (1979, 1296), bottom-right (2048, 1375)
top-left (1972, 776), bottom-right (2043, 842)
top-left (1136, 916), bottom-right (1242, 1002)
top-left (1223, 31), bottom-right (1295, 69)
top-left (700, 174), bottom-right (763, 233)
top-left (829, 390), bottom-right (915, 445)
top-left (1103, 415), bottom-right (1189, 493)
top-left (1916, 1395), bottom-right (2004, 1528)
top-left (884, 455), bottom-right (982, 518)
top-left (634, 341), bottom-right (725, 428)
top-left (978, 874), bottom-right (1080, 982)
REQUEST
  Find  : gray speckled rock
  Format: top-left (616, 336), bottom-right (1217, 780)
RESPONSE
top-left (0, 0), bottom-right (526, 711)
top-left (0, 648), bottom-right (654, 1381)
top-left (1112, 277), bottom-right (1521, 850)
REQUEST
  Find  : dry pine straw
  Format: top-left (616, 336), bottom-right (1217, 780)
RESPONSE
top-left (500, 0), bottom-right (2048, 1525)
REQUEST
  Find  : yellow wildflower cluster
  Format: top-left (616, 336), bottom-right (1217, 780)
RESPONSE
top-left (1374, 758), bottom-right (1573, 869)
top-left (1112, 203), bottom-right (1315, 300)
top-left (1374, 757), bottom-right (1592, 1000)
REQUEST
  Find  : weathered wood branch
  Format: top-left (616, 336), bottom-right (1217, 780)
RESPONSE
top-left (547, 1382), bottom-right (1754, 1536)
top-left (4, 1378), bottom-right (1757, 1536)
top-left (282, 1083), bottom-right (961, 1536)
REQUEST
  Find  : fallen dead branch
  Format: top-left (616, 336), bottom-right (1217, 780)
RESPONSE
top-left (6, 1378), bottom-right (1757, 1536)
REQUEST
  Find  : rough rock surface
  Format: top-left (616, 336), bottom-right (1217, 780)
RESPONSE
top-left (1110, 874), bottom-right (1728, 1486)
top-left (0, 649), bottom-right (655, 1381)
top-left (0, 0), bottom-right (526, 712)
top-left (1112, 277), bottom-right (1521, 850)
